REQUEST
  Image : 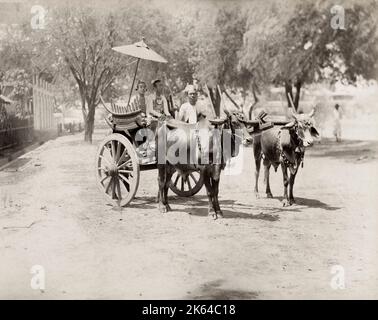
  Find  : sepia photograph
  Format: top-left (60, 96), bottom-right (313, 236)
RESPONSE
top-left (0, 0), bottom-right (377, 303)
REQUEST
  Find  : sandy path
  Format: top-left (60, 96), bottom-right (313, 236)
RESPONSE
top-left (0, 130), bottom-right (377, 299)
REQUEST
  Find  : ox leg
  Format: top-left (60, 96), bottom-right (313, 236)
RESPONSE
top-left (211, 177), bottom-right (223, 219)
top-left (164, 167), bottom-right (174, 211)
top-left (281, 163), bottom-right (290, 207)
top-left (253, 147), bottom-right (262, 199)
top-left (203, 172), bottom-right (217, 219)
top-left (264, 163), bottom-right (273, 198)
top-left (157, 165), bottom-right (172, 213)
top-left (288, 170), bottom-right (297, 205)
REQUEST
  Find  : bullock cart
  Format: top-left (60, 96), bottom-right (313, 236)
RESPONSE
top-left (95, 39), bottom-right (205, 207)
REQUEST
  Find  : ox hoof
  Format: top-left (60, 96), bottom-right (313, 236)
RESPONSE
top-left (159, 204), bottom-right (171, 213)
top-left (254, 192), bottom-right (260, 199)
top-left (208, 212), bottom-right (217, 220)
top-left (282, 199), bottom-right (292, 207)
top-left (216, 210), bottom-right (224, 219)
top-left (266, 192), bottom-right (273, 198)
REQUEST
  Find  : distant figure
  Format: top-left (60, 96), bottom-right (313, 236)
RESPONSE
top-left (333, 104), bottom-right (342, 142)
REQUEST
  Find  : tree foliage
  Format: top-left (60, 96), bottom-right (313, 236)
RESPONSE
top-left (1, 0), bottom-right (377, 137)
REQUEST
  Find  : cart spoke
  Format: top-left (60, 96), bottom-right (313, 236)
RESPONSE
top-left (173, 174), bottom-right (180, 187)
top-left (100, 154), bottom-right (113, 167)
top-left (187, 177), bottom-right (192, 190)
top-left (100, 175), bottom-right (110, 185)
top-left (189, 173), bottom-right (198, 184)
top-left (117, 159), bottom-right (133, 169)
top-left (105, 176), bottom-right (113, 194)
top-left (117, 148), bottom-right (130, 166)
top-left (119, 172), bottom-right (130, 183)
top-left (116, 177), bottom-right (122, 200)
top-left (119, 169), bottom-right (134, 174)
top-left (106, 143), bottom-right (112, 157)
top-left (111, 178), bottom-right (117, 199)
top-left (119, 173), bottom-right (130, 192)
top-left (181, 176), bottom-right (184, 191)
top-left (111, 141), bottom-right (117, 161)
top-left (115, 141), bottom-right (121, 163)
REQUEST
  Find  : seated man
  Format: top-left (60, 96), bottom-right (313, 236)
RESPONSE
top-left (178, 84), bottom-right (223, 124)
top-left (178, 85), bottom-right (201, 124)
top-left (147, 79), bottom-right (171, 117)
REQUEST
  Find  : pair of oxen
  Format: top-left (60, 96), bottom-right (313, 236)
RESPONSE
top-left (154, 107), bottom-right (319, 219)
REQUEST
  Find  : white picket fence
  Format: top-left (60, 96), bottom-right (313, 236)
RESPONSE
top-left (32, 76), bottom-right (55, 131)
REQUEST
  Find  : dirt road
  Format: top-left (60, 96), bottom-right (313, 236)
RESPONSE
top-left (1, 129), bottom-right (377, 299)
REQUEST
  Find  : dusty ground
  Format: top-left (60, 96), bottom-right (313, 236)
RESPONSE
top-left (0, 128), bottom-right (377, 299)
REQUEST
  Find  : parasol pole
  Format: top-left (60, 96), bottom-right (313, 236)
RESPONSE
top-left (126, 58), bottom-right (140, 107)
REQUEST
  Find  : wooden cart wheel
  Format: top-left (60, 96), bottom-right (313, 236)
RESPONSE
top-left (169, 170), bottom-right (204, 197)
top-left (96, 133), bottom-right (140, 207)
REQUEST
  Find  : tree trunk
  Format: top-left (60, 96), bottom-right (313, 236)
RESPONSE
top-left (293, 80), bottom-right (301, 111)
top-left (285, 80), bottom-right (293, 109)
top-left (84, 104), bottom-right (95, 143)
top-left (248, 80), bottom-right (259, 120)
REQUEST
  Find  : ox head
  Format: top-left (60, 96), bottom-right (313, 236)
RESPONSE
top-left (223, 109), bottom-right (252, 158)
top-left (284, 108), bottom-right (319, 147)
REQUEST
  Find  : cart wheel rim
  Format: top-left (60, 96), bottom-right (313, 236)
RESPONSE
top-left (169, 170), bottom-right (204, 197)
top-left (96, 133), bottom-right (140, 207)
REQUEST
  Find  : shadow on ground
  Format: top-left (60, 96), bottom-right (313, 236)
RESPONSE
top-left (129, 195), bottom-right (282, 220)
top-left (275, 196), bottom-right (342, 211)
top-left (186, 279), bottom-right (259, 300)
top-left (109, 193), bottom-right (341, 218)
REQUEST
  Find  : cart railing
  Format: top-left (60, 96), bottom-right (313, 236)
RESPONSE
top-left (99, 95), bottom-right (141, 117)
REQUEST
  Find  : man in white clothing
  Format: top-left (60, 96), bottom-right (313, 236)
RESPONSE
top-left (178, 85), bottom-right (200, 124)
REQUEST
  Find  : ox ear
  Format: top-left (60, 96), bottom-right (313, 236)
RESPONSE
top-left (223, 107), bottom-right (231, 117)
top-left (209, 116), bottom-right (228, 126)
top-left (310, 126), bottom-right (320, 137)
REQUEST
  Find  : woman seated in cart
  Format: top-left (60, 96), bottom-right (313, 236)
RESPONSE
top-left (129, 80), bottom-right (148, 114)
top-left (130, 79), bottom-right (170, 119)
top-left (132, 79), bottom-right (172, 164)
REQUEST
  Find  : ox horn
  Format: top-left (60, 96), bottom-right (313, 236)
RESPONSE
top-left (290, 107), bottom-right (299, 121)
top-left (309, 108), bottom-right (316, 118)
top-left (287, 92), bottom-right (299, 120)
